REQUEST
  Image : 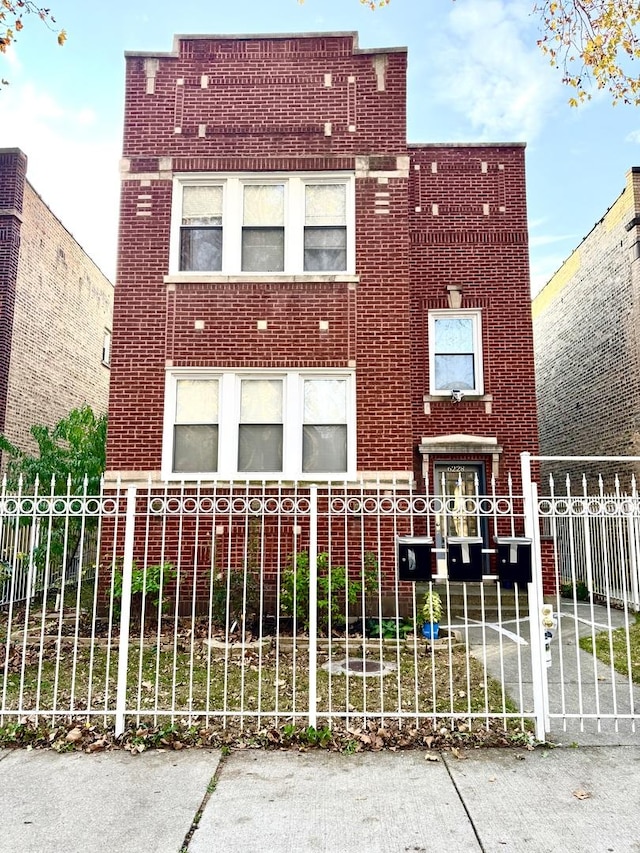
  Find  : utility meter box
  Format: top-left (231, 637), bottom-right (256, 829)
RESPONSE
top-left (446, 536), bottom-right (484, 582)
top-left (397, 536), bottom-right (434, 582)
top-left (494, 537), bottom-right (532, 585)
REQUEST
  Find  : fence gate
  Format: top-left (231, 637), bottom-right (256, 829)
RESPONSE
top-left (525, 454), bottom-right (640, 741)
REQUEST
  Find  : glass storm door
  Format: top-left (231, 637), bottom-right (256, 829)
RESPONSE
top-left (433, 463), bottom-right (486, 576)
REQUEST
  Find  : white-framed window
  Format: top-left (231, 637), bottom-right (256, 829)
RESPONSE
top-left (102, 330), bottom-right (112, 366)
top-left (170, 173), bottom-right (355, 275)
top-left (428, 310), bottom-right (484, 395)
top-left (162, 369), bottom-right (356, 480)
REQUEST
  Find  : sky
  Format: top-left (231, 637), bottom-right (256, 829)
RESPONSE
top-left (1, 0), bottom-right (639, 293)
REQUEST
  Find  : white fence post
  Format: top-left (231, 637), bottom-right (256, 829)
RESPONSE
top-left (115, 486), bottom-right (136, 737)
top-left (308, 484), bottom-right (318, 729)
top-left (521, 453), bottom-right (549, 741)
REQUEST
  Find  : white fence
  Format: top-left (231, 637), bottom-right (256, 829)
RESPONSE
top-left (1, 457), bottom-right (639, 743)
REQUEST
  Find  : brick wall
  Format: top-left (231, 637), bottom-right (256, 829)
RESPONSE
top-left (410, 145), bottom-right (538, 493)
top-left (0, 150), bottom-right (114, 456)
top-left (532, 167), bottom-right (640, 485)
top-left (0, 149), bottom-right (26, 435)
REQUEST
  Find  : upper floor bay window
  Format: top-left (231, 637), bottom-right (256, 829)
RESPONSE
top-left (428, 310), bottom-right (484, 396)
top-left (171, 173), bottom-right (355, 276)
top-left (163, 370), bottom-right (355, 480)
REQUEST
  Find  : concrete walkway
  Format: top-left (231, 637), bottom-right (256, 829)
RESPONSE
top-left (1, 745), bottom-right (639, 853)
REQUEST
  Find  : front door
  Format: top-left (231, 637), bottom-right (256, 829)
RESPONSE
top-left (433, 463), bottom-right (487, 576)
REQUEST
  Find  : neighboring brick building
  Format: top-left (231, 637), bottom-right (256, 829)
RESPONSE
top-left (0, 149), bottom-right (113, 456)
top-left (106, 32), bottom-right (538, 600)
top-left (532, 167), bottom-right (640, 482)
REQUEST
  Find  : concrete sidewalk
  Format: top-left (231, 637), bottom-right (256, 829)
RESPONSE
top-left (1, 745), bottom-right (639, 853)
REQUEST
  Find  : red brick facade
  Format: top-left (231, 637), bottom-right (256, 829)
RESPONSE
top-left (107, 32), bottom-right (538, 494)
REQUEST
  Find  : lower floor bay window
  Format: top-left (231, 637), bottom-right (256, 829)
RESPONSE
top-left (163, 369), bottom-right (355, 480)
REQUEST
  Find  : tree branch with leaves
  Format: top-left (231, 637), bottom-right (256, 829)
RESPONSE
top-left (327, 0), bottom-right (640, 105)
top-left (1, 1), bottom-right (65, 84)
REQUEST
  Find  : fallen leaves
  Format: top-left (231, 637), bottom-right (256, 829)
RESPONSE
top-left (572, 788), bottom-right (591, 800)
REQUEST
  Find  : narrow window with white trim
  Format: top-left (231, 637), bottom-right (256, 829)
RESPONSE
top-left (173, 378), bottom-right (219, 472)
top-left (238, 378), bottom-right (284, 472)
top-left (429, 310), bottom-right (484, 395)
top-left (179, 185), bottom-right (223, 271)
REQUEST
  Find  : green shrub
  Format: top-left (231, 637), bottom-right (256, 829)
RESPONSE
top-left (211, 566), bottom-right (260, 630)
top-left (112, 561), bottom-right (176, 614)
top-left (560, 581), bottom-right (590, 601)
top-left (421, 590), bottom-right (443, 624)
top-left (280, 550), bottom-right (378, 633)
top-left (367, 617), bottom-right (415, 640)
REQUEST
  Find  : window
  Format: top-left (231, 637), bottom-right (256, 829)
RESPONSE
top-left (101, 330), bottom-right (112, 366)
top-left (163, 370), bottom-right (355, 480)
top-left (173, 379), bottom-right (219, 472)
top-left (180, 185), bottom-right (223, 271)
top-left (171, 174), bottom-right (354, 275)
top-left (304, 184), bottom-right (347, 271)
top-left (302, 378), bottom-right (347, 472)
top-left (238, 378), bottom-right (283, 471)
top-left (242, 184), bottom-right (285, 272)
top-left (428, 310), bottom-right (484, 395)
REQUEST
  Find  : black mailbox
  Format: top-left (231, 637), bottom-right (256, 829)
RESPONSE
top-left (446, 536), bottom-right (484, 582)
top-left (495, 537), bottom-right (532, 585)
top-left (397, 536), bottom-right (434, 582)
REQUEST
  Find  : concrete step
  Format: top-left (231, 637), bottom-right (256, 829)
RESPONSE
top-left (432, 582), bottom-right (530, 622)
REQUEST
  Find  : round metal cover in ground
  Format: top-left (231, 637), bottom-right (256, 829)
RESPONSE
top-left (322, 658), bottom-right (397, 677)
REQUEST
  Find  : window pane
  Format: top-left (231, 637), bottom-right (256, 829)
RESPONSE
top-left (180, 228), bottom-right (222, 271)
top-left (434, 354), bottom-right (475, 390)
top-left (243, 184), bottom-right (284, 226)
top-left (434, 318), bottom-right (473, 354)
top-left (303, 425), bottom-right (347, 472)
top-left (238, 425), bottom-right (283, 471)
top-left (241, 228), bottom-right (284, 271)
top-left (304, 226), bottom-right (346, 271)
top-left (182, 186), bottom-right (222, 225)
top-left (304, 379), bottom-right (346, 424)
top-left (305, 184), bottom-right (346, 226)
top-left (241, 379), bottom-right (282, 423)
top-left (176, 379), bottom-right (219, 423)
top-left (174, 425), bottom-right (218, 472)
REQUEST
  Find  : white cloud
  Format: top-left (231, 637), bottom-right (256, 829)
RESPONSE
top-left (430, 0), bottom-right (562, 141)
top-left (0, 82), bottom-right (119, 280)
top-left (529, 232), bottom-right (575, 249)
top-left (625, 129), bottom-right (640, 143)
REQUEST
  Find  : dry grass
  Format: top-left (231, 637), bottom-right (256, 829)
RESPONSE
top-left (2, 628), bottom-right (519, 730)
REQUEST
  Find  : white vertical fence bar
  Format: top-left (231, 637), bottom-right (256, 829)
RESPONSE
top-left (114, 485), bottom-right (137, 736)
top-left (307, 484), bottom-right (318, 729)
top-left (521, 453), bottom-right (549, 741)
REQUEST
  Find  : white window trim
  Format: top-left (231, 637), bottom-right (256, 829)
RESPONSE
top-left (162, 368), bottom-right (357, 481)
top-left (102, 329), bottom-right (112, 367)
top-left (169, 172), bottom-right (356, 277)
top-left (428, 309), bottom-right (484, 396)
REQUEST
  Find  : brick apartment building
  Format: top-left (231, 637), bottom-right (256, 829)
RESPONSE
top-left (106, 32), bottom-right (538, 594)
top-left (108, 31), bottom-right (537, 484)
top-left (533, 167), bottom-right (640, 484)
top-left (0, 149), bottom-right (113, 456)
